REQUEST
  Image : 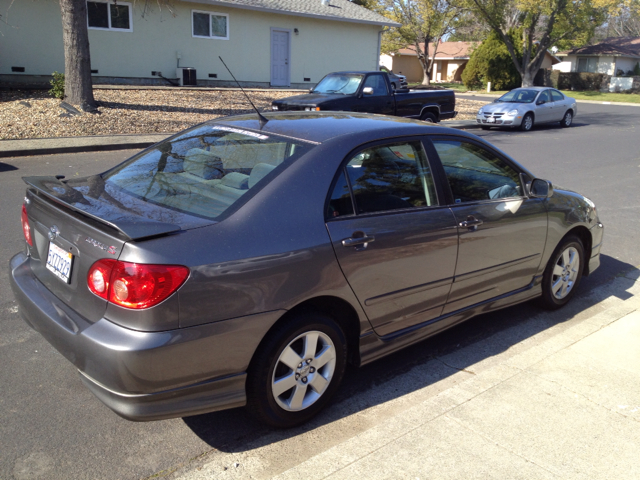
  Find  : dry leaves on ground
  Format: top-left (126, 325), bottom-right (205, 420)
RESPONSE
top-left (0, 89), bottom-right (485, 140)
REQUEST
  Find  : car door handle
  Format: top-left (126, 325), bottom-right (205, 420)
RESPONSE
top-left (459, 216), bottom-right (483, 231)
top-left (342, 235), bottom-right (375, 248)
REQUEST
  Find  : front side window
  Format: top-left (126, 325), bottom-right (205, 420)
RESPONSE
top-left (362, 74), bottom-right (389, 96)
top-left (432, 139), bottom-right (522, 203)
top-left (328, 141), bottom-right (438, 217)
top-left (87, 1), bottom-right (132, 31)
top-left (537, 90), bottom-right (551, 103)
top-left (192, 11), bottom-right (229, 39)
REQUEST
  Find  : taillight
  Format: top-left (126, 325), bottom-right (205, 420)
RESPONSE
top-left (21, 204), bottom-right (33, 246)
top-left (88, 260), bottom-right (189, 309)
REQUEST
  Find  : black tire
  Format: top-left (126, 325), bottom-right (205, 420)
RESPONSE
top-left (539, 235), bottom-right (584, 310)
top-left (421, 111), bottom-right (437, 123)
top-left (520, 112), bottom-right (534, 131)
top-left (560, 110), bottom-right (573, 128)
top-left (246, 312), bottom-right (347, 428)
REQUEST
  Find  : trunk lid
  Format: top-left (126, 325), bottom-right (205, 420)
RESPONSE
top-left (22, 175), bottom-right (211, 323)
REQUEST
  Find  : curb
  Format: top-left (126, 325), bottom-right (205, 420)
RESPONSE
top-left (0, 123), bottom-right (481, 159)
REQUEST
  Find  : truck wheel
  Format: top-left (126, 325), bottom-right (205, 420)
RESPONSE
top-left (421, 112), bottom-right (437, 123)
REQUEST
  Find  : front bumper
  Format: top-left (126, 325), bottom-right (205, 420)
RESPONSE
top-left (10, 252), bottom-right (283, 421)
top-left (587, 221), bottom-right (605, 275)
top-left (476, 114), bottom-right (521, 127)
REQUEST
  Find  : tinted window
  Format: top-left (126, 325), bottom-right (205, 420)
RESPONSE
top-left (433, 140), bottom-right (522, 203)
top-left (329, 142), bottom-right (437, 216)
top-left (538, 90), bottom-right (551, 103)
top-left (103, 124), bottom-right (315, 220)
top-left (550, 90), bottom-right (564, 102)
top-left (362, 74), bottom-right (388, 96)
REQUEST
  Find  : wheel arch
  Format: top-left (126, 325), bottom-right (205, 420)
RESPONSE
top-left (419, 105), bottom-right (440, 121)
top-left (249, 296), bottom-right (363, 370)
top-left (564, 225), bottom-right (593, 275)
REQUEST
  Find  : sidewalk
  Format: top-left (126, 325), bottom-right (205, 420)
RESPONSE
top-left (0, 121), bottom-right (480, 159)
top-left (170, 269), bottom-right (640, 480)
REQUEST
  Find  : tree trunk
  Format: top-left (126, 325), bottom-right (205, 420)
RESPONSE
top-left (59, 0), bottom-right (96, 110)
top-left (521, 69), bottom-right (536, 87)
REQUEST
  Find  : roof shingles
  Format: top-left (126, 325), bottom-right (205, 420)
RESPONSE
top-left (185, 0), bottom-right (400, 26)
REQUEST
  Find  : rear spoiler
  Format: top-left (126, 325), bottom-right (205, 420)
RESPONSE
top-left (23, 176), bottom-right (182, 241)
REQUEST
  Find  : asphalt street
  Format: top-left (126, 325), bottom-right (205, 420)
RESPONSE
top-left (0, 100), bottom-right (639, 479)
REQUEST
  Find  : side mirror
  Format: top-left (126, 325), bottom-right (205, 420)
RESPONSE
top-left (529, 178), bottom-right (553, 198)
top-left (537, 100), bottom-right (546, 105)
top-left (309, 89), bottom-right (313, 93)
top-left (362, 87), bottom-right (374, 96)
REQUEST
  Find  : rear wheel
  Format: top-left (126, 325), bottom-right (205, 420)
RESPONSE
top-left (520, 113), bottom-right (534, 131)
top-left (246, 312), bottom-right (347, 428)
top-left (421, 111), bottom-right (437, 123)
top-left (560, 110), bottom-right (573, 128)
top-left (539, 235), bottom-right (584, 310)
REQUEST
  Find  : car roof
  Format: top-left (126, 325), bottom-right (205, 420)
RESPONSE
top-left (210, 112), bottom-right (474, 145)
top-left (510, 87), bottom-right (551, 91)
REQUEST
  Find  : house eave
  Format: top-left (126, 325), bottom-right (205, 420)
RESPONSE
top-left (183, 0), bottom-right (401, 27)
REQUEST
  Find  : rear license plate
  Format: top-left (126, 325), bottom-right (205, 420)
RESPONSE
top-left (487, 117), bottom-right (496, 123)
top-left (46, 242), bottom-right (74, 284)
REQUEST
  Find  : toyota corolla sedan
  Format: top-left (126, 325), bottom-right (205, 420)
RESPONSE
top-left (476, 87), bottom-right (577, 131)
top-left (10, 112), bottom-right (603, 428)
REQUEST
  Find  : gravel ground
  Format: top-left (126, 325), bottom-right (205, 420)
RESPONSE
top-left (0, 88), bottom-right (484, 140)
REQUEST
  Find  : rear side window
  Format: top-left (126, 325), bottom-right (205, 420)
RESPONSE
top-left (432, 140), bottom-right (522, 203)
top-left (103, 124), bottom-right (315, 220)
top-left (328, 141), bottom-right (438, 217)
top-left (550, 90), bottom-right (564, 102)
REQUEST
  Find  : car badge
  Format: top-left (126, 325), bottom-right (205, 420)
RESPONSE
top-left (48, 225), bottom-right (60, 241)
top-left (85, 236), bottom-right (117, 255)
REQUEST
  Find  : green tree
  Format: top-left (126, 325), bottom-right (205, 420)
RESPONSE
top-left (461, 30), bottom-right (522, 89)
top-left (381, 0), bottom-right (464, 85)
top-left (467, 0), bottom-right (613, 86)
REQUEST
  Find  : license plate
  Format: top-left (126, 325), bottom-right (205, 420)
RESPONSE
top-left (487, 117), bottom-right (496, 123)
top-left (46, 242), bottom-right (74, 284)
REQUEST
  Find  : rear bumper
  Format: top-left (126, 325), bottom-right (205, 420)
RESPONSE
top-left (10, 252), bottom-right (283, 421)
top-left (440, 110), bottom-right (457, 120)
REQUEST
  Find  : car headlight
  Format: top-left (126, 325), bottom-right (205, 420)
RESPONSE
top-left (506, 109), bottom-right (518, 116)
top-left (478, 108), bottom-right (483, 115)
top-left (304, 107), bottom-right (321, 111)
top-left (271, 105), bottom-right (279, 111)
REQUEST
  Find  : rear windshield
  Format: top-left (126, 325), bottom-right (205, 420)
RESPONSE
top-left (103, 124), bottom-right (315, 220)
top-left (312, 74), bottom-right (364, 95)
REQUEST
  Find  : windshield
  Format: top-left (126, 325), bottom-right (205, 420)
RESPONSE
top-left (497, 89), bottom-right (539, 103)
top-left (102, 124), bottom-right (316, 221)
top-left (312, 74), bottom-right (364, 95)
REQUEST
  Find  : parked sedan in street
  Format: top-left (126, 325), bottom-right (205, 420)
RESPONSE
top-left (476, 87), bottom-right (577, 131)
top-left (10, 112), bottom-right (602, 428)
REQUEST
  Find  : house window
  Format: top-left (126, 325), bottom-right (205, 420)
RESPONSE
top-left (87, 1), bottom-right (132, 31)
top-left (577, 57), bottom-right (598, 73)
top-left (192, 11), bottom-right (229, 40)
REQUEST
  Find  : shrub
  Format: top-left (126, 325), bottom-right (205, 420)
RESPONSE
top-left (557, 72), bottom-right (607, 91)
top-left (462, 30), bottom-right (522, 91)
top-left (49, 71), bottom-right (65, 99)
top-left (633, 62), bottom-right (640, 76)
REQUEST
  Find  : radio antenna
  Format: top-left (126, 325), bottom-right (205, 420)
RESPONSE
top-left (219, 56), bottom-right (269, 129)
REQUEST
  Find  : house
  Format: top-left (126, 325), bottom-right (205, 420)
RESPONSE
top-left (0, 0), bottom-right (399, 88)
top-left (380, 41), bottom-right (476, 83)
top-left (553, 37), bottom-right (640, 75)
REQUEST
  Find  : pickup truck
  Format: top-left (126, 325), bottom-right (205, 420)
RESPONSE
top-left (271, 71), bottom-right (457, 123)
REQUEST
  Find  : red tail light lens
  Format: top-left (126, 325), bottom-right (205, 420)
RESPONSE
top-left (88, 260), bottom-right (189, 309)
top-left (21, 204), bottom-right (33, 246)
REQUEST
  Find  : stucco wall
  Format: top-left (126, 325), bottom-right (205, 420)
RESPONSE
top-left (389, 55), bottom-right (423, 83)
top-left (615, 57), bottom-right (640, 75)
top-left (597, 56), bottom-right (615, 75)
top-left (1, 0), bottom-right (382, 86)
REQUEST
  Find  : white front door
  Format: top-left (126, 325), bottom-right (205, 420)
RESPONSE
top-left (271, 29), bottom-right (290, 87)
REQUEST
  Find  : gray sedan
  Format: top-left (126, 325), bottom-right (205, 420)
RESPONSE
top-left (476, 87), bottom-right (577, 131)
top-left (10, 112), bottom-right (602, 428)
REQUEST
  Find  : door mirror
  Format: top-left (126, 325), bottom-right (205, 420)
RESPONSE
top-left (537, 100), bottom-right (546, 105)
top-left (362, 87), bottom-right (374, 96)
top-left (529, 178), bottom-right (553, 198)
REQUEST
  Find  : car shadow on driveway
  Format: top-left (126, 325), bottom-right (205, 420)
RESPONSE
top-left (182, 254), bottom-right (637, 452)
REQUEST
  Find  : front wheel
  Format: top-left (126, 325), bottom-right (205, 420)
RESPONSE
top-left (520, 113), bottom-right (534, 131)
top-left (246, 312), bottom-right (347, 428)
top-left (539, 235), bottom-right (584, 310)
top-left (560, 110), bottom-right (573, 128)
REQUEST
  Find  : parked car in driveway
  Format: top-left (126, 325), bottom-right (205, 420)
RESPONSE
top-left (379, 65), bottom-right (408, 89)
top-left (11, 112), bottom-right (603, 428)
top-left (272, 71), bottom-right (456, 123)
top-left (476, 87), bottom-right (577, 131)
